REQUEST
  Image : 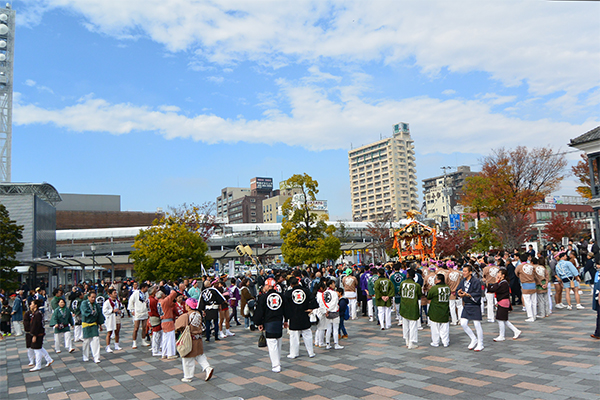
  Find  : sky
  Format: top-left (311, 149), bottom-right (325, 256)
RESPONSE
top-left (9, 0), bottom-right (600, 220)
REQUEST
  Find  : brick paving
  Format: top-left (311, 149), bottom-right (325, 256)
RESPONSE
top-left (1, 294), bottom-right (599, 400)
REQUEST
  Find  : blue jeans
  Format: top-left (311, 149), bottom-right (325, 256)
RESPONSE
top-left (339, 319), bottom-right (347, 336)
top-left (205, 318), bottom-right (219, 340)
top-left (244, 316), bottom-right (251, 328)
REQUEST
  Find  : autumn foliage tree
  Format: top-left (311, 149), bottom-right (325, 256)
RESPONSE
top-left (366, 212), bottom-right (395, 262)
top-left (435, 229), bottom-right (475, 258)
top-left (542, 214), bottom-right (586, 243)
top-left (572, 153), bottom-right (593, 199)
top-left (165, 202), bottom-right (220, 241)
top-left (461, 146), bottom-right (567, 250)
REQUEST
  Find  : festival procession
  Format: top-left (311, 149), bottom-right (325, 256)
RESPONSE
top-left (1, 211), bottom-right (599, 399)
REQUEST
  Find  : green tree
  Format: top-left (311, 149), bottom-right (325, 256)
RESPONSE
top-left (131, 220), bottom-right (212, 282)
top-left (0, 204), bottom-right (24, 292)
top-left (468, 218), bottom-right (502, 253)
top-left (280, 173), bottom-right (341, 266)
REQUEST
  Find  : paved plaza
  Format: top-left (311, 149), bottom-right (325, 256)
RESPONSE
top-left (1, 299), bottom-right (599, 400)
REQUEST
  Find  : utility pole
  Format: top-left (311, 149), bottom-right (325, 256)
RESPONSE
top-left (440, 166), bottom-right (456, 229)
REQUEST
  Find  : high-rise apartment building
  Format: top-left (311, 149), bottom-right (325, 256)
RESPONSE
top-left (348, 122), bottom-right (418, 222)
top-left (422, 165), bottom-right (478, 226)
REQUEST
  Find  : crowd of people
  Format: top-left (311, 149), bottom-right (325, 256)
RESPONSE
top-left (0, 241), bottom-right (599, 381)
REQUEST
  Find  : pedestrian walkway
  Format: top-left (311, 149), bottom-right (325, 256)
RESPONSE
top-left (1, 306), bottom-right (598, 400)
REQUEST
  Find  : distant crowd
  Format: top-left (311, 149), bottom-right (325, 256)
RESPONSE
top-left (1, 238), bottom-right (599, 382)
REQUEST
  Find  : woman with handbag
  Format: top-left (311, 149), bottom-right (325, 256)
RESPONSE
top-left (487, 268), bottom-right (522, 342)
top-left (254, 278), bottom-right (287, 373)
top-left (175, 298), bottom-right (214, 383)
top-left (317, 279), bottom-right (344, 350)
top-left (240, 278), bottom-right (255, 329)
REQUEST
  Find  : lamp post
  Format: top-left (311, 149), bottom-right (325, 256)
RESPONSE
top-left (90, 244), bottom-right (96, 287)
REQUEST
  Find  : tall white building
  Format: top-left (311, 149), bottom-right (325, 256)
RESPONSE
top-left (422, 166), bottom-right (478, 226)
top-left (348, 122), bottom-right (418, 222)
top-left (0, 5), bottom-right (15, 182)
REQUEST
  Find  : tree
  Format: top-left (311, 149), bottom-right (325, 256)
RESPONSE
top-left (165, 202), bottom-right (220, 241)
top-left (280, 173), bottom-right (341, 266)
top-left (460, 146), bottom-right (567, 249)
top-left (572, 153), bottom-right (593, 199)
top-left (468, 219), bottom-right (502, 253)
top-left (435, 229), bottom-right (475, 258)
top-left (0, 204), bottom-right (24, 292)
top-left (366, 212), bottom-right (394, 262)
top-left (334, 221), bottom-right (352, 243)
top-left (131, 218), bottom-right (212, 282)
top-left (542, 214), bottom-right (586, 243)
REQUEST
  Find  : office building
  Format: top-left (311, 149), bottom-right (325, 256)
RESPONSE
top-left (422, 165), bottom-right (478, 226)
top-left (216, 187), bottom-right (251, 220)
top-left (348, 122), bottom-right (418, 222)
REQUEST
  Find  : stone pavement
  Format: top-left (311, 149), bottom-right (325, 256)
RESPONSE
top-left (1, 296), bottom-right (599, 400)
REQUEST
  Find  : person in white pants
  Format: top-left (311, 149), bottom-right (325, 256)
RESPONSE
top-left (515, 254), bottom-right (538, 321)
top-left (102, 289), bottom-right (123, 353)
top-left (11, 291), bottom-right (25, 336)
top-left (70, 291), bottom-right (84, 342)
top-left (374, 268), bottom-right (395, 330)
top-left (253, 278), bottom-right (286, 372)
top-left (176, 298), bottom-right (214, 383)
top-left (80, 291), bottom-right (105, 363)
top-left (318, 280), bottom-right (344, 350)
top-left (49, 299), bottom-right (74, 354)
top-left (400, 269), bottom-right (422, 349)
top-left (427, 273), bottom-right (451, 347)
top-left (487, 268), bottom-right (522, 342)
top-left (482, 262), bottom-right (500, 322)
top-left (342, 271), bottom-right (359, 320)
top-left (447, 269), bottom-right (463, 325)
top-left (284, 279), bottom-right (317, 359)
top-left (457, 265), bottom-right (484, 352)
top-left (27, 300), bottom-right (54, 371)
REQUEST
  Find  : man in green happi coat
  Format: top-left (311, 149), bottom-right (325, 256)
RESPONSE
top-left (426, 273), bottom-right (451, 348)
top-left (399, 269), bottom-right (422, 349)
top-left (389, 263), bottom-right (406, 324)
top-left (80, 291), bottom-right (104, 363)
top-left (49, 298), bottom-right (74, 353)
top-left (367, 269), bottom-right (379, 322)
top-left (374, 268), bottom-right (395, 330)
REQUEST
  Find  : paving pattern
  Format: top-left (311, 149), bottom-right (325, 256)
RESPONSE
top-left (1, 294), bottom-right (599, 400)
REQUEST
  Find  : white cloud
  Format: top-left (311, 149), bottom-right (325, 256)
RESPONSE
top-left (23, 79), bottom-right (54, 94)
top-left (442, 90), bottom-right (456, 96)
top-left (17, 0), bottom-right (599, 100)
top-left (206, 76), bottom-right (224, 84)
top-left (480, 93), bottom-right (517, 106)
top-left (13, 79), bottom-right (599, 155)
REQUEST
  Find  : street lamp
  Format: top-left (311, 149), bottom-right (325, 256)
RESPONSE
top-left (90, 244), bottom-right (96, 287)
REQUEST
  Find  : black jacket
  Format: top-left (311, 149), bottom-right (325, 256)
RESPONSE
top-left (284, 285), bottom-right (318, 331)
top-left (254, 289), bottom-right (285, 338)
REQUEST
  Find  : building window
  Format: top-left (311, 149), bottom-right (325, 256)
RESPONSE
top-left (250, 198), bottom-right (256, 203)
top-left (536, 211), bottom-right (552, 221)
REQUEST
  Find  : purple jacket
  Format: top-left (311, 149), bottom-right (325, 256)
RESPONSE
top-left (228, 285), bottom-right (241, 307)
top-left (359, 271), bottom-right (371, 294)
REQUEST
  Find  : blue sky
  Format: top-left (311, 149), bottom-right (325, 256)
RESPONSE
top-left (10, 0), bottom-right (600, 220)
